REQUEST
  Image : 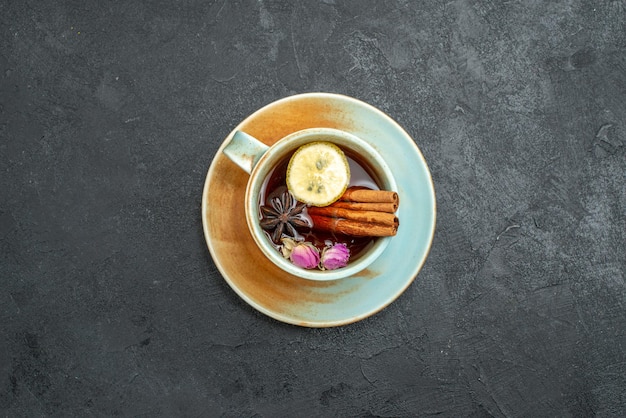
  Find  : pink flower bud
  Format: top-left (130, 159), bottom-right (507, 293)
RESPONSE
top-left (321, 243), bottom-right (350, 270)
top-left (289, 242), bottom-right (320, 269)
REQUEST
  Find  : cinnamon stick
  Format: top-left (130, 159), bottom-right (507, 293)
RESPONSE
top-left (330, 201), bottom-right (398, 213)
top-left (309, 214), bottom-right (398, 237)
top-left (340, 188), bottom-right (399, 206)
top-left (307, 188), bottom-right (400, 237)
top-left (307, 206), bottom-right (398, 226)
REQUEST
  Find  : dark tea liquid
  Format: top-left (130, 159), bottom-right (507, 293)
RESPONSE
top-left (259, 146), bottom-right (381, 262)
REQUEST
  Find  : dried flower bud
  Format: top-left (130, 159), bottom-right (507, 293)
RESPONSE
top-left (321, 243), bottom-right (350, 270)
top-left (289, 242), bottom-right (320, 269)
top-left (280, 237), bottom-right (298, 259)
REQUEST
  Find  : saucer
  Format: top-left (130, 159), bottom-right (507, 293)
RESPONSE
top-left (201, 93), bottom-right (436, 327)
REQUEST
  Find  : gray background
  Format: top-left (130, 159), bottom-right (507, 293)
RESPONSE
top-left (2, 0), bottom-right (625, 416)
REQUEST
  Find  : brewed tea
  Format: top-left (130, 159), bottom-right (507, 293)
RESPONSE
top-left (259, 146), bottom-right (381, 263)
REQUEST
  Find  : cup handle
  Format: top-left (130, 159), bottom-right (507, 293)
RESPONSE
top-left (222, 130), bottom-right (270, 174)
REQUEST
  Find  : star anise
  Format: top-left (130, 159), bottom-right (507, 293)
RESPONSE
top-left (260, 188), bottom-right (311, 243)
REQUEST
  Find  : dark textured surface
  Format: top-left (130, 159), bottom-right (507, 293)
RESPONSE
top-left (1, 1), bottom-right (625, 416)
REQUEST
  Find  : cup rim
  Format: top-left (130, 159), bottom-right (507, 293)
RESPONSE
top-left (244, 127), bottom-right (397, 281)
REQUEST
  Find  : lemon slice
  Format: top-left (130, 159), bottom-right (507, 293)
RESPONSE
top-left (286, 142), bottom-right (350, 207)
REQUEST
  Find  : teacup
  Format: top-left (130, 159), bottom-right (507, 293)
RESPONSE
top-left (223, 127), bottom-right (397, 281)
